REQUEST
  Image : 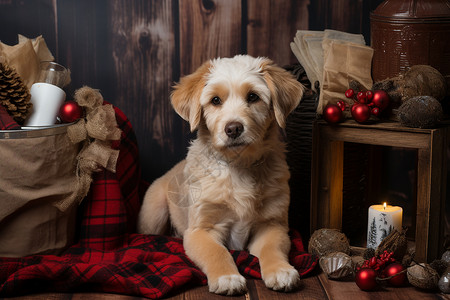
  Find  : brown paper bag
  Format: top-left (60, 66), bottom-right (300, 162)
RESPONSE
top-left (0, 39), bottom-right (40, 89)
top-left (19, 34), bottom-right (54, 62)
top-left (0, 124), bottom-right (81, 257)
top-left (318, 41), bottom-right (374, 113)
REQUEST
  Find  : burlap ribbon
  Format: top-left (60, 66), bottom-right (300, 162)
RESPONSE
top-left (54, 86), bottom-right (122, 210)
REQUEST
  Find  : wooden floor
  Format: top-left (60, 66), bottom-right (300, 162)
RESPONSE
top-left (1, 273), bottom-right (449, 300)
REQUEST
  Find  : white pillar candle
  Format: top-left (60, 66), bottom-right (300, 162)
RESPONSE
top-left (367, 202), bottom-right (402, 249)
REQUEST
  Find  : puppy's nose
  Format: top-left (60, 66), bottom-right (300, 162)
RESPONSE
top-left (225, 121), bottom-right (244, 139)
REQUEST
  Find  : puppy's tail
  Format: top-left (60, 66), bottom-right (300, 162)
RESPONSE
top-left (137, 176), bottom-right (170, 235)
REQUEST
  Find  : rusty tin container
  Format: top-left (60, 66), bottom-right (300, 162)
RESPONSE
top-left (370, 0), bottom-right (450, 87)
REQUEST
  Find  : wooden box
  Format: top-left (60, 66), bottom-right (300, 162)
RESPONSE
top-left (310, 120), bottom-right (449, 262)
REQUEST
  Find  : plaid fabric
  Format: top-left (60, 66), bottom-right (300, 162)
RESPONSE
top-left (0, 104), bottom-right (20, 130)
top-left (0, 104), bottom-right (318, 299)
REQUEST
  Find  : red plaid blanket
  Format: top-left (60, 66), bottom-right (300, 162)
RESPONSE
top-left (0, 104), bottom-right (20, 130)
top-left (0, 105), bottom-right (318, 299)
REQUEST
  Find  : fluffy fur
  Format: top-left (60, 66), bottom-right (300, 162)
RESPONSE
top-left (138, 55), bottom-right (304, 295)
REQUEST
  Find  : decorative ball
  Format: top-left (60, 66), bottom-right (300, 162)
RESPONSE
top-left (372, 90), bottom-right (389, 110)
top-left (58, 100), bottom-right (84, 123)
top-left (438, 271), bottom-right (450, 293)
top-left (308, 229), bottom-right (351, 257)
top-left (323, 104), bottom-right (343, 124)
top-left (407, 263), bottom-right (440, 290)
top-left (383, 263), bottom-right (406, 286)
top-left (430, 259), bottom-right (449, 276)
top-left (355, 268), bottom-right (378, 291)
top-left (351, 103), bottom-right (371, 123)
top-left (397, 96), bottom-right (443, 128)
top-left (319, 252), bottom-right (354, 280)
top-left (442, 251), bottom-right (450, 264)
top-left (365, 90), bottom-right (374, 101)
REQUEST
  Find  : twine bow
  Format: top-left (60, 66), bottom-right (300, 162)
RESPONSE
top-left (54, 86), bottom-right (122, 211)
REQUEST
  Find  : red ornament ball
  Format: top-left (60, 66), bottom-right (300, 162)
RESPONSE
top-left (58, 100), bottom-right (84, 123)
top-left (383, 263), bottom-right (406, 287)
top-left (372, 90), bottom-right (390, 110)
top-left (351, 103), bottom-right (371, 123)
top-left (355, 268), bottom-right (378, 291)
top-left (323, 104), bottom-right (343, 123)
top-left (366, 90), bottom-right (374, 101)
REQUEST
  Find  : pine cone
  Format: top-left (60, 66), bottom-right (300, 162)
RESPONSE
top-left (0, 62), bottom-right (32, 124)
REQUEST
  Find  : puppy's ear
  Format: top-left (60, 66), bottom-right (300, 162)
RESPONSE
top-left (262, 59), bottom-right (304, 128)
top-left (171, 62), bottom-right (211, 132)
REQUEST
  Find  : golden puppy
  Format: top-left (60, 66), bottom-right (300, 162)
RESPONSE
top-left (138, 55), bottom-right (304, 295)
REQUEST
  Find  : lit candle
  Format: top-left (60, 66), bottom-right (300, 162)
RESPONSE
top-left (367, 202), bottom-right (402, 249)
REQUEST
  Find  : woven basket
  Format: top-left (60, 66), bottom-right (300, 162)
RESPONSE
top-left (285, 64), bottom-right (318, 240)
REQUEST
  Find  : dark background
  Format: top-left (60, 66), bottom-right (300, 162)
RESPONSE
top-left (0, 0), bottom-right (384, 182)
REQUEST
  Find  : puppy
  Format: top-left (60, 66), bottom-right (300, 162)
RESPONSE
top-left (138, 55), bottom-right (304, 295)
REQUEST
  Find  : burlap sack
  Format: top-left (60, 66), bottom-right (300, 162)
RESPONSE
top-left (0, 124), bottom-right (81, 257)
top-left (318, 41), bottom-right (374, 113)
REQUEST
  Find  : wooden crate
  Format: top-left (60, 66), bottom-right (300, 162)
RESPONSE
top-left (310, 120), bottom-right (449, 262)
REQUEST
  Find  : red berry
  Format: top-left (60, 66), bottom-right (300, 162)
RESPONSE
top-left (366, 90), bottom-right (374, 101)
top-left (337, 100), bottom-right (346, 111)
top-left (345, 89), bottom-right (355, 98)
top-left (357, 91), bottom-right (367, 103)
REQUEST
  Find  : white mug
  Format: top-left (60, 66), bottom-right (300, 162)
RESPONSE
top-left (25, 61), bottom-right (68, 127)
top-left (25, 83), bottom-right (66, 126)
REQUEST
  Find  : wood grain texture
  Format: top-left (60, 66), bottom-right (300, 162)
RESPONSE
top-left (57, 0), bottom-right (111, 96)
top-left (247, 276), bottom-right (327, 300)
top-left (246, 0), bottom-right (309, 65)
top-left (178, 0), bottom-right (242, 76)
top-left (3, 276), bottom-right (450, 300)
top-left (108, 0), bottom-right (185, 180)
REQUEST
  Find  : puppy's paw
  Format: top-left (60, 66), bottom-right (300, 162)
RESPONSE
top-left (263, 266), bottom-right (300, 292)
top-left (208, 274), bottom-right (247, 295)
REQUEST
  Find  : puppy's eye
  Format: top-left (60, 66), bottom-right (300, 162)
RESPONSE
top-left (211, 96), bottom-right (222, 106)
top-left (247, 93), bottom-right (260, 103)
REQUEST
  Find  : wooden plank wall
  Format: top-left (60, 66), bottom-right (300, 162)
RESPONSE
top-left (0, 0), bottom-right (383, 185)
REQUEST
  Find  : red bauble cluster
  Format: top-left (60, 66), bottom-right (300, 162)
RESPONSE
top-left (346, 89), bottom-right (389, 123)
top-left (323, 89), bottom-right (390, 124)
top-left (355, 251), bottom-right (407, 291)
top-left (58, 100), bottom-right (84, 123)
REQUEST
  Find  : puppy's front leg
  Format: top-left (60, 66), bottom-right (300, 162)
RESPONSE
top-left (248, 225), bottom-right (300, 291)
top-left (184, 228), bottom-right (247, 295)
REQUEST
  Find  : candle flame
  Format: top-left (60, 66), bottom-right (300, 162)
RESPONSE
top-left (383, 202), bottom-right (387, 210)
